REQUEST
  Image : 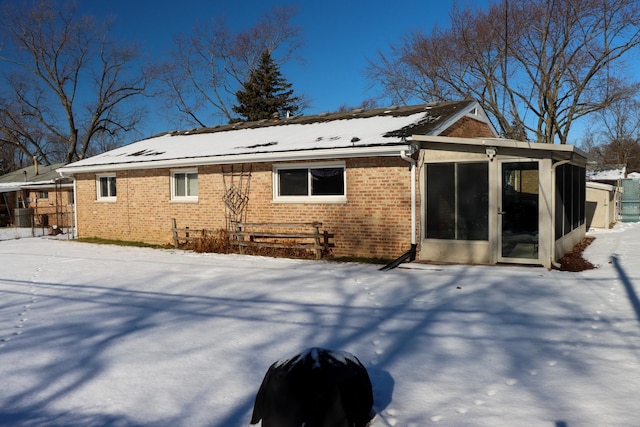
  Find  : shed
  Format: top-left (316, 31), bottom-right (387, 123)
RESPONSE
top-left (585, 182), bottom-right (617, 229)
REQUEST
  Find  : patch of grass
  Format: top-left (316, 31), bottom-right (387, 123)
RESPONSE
top-left (77, 237), bottom-right (164, 249)
top-left (328, 256), bottom-right (392, 265)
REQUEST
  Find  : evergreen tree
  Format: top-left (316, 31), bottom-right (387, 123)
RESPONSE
top-left (233, 51), bottom-right (300, 122)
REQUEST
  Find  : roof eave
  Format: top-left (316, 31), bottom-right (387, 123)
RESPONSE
top-left (57, 144), bottom-right (414, 175)
top-left (412, 135), bottom-right (588, 159)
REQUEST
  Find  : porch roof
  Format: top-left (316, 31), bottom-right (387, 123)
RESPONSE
top-left (412, 135), bottom-right (588, 162)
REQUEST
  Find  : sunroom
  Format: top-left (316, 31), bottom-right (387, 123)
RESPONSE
top-left (413, 135), bottom-right (588, 269)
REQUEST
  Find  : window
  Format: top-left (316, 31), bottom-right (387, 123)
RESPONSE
top-left (555, 163), bottom-right (585, 238)
top-left (96, 174), bottom-right (116, 201)
top-left (171, 169), bottom-right (198, 202)
top-left (37, 191), bottom-right (49, 200)
top-left (273, 162), bottom-right (346, 202)
top-left (426, 162), bottom-right (489, 240)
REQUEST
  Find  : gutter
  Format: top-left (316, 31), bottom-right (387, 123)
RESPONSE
top-left (56, 145), bottom-right (414, 176)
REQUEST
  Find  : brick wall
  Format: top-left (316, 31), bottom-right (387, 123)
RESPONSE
top-left (441, 116), bottom-right (496, 138)
top-left (28, 189), bottom-right (74, 228)
top-left (74, 157), bottom-right (416, 258)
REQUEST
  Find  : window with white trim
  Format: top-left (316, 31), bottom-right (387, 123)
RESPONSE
top-left (171, 168), bottom-right (198, 202)
top-left (96, 174), bottom-right (117, 201)
top-left (273, 162), bottom-right (346, 203)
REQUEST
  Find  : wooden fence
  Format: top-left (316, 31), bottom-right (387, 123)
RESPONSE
top-left (171, 219), bottom-right (334, 259)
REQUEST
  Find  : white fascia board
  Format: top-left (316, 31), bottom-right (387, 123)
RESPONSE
top-left (412, 135), bottom-right (588, 158)
top-left (57, 145), bottom-right (414, 175)
top-left (22, 182), bottom-right (73, 190)
top-left (0, 185), bottom-right (23, 193)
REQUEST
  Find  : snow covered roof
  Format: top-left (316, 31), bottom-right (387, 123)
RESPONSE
top-left (586, 164), bottom-right (626, 181)
top-left (58, 101), bottom-right (491, 174)
top-left (0, 183), bottom-right (24, 193)
top-left (0, 163), bottom-right (68, 193)
top-left (586, 181), bottom-right (616, 191)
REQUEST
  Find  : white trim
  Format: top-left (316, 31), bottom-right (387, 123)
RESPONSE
top-left (412, 135), bottom-right (588, 158)
top-left (272, 161), bottom-right (347, 204)
top-left (96, 173), bottom-right (117, 202)
top-left (170, 168), bottom-right (199, 202)
top-left (57, 145), bottom-right (413, 175)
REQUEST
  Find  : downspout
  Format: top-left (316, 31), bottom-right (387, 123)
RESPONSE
top-left (380, 144), bottom-right (418, 271)
top-left (72, 175), bottom-right (78, 238)
top-left (550, 160), bottom-right (571, 269)
top-left (400, 145), bottom-right (417, 246)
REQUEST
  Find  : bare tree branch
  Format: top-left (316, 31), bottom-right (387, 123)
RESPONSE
top-left (0, 0), bottom-right (149, 166)
top-left (156, 6), bottom-right (304, 127)
top-left (367, 0), bottom-right (640, 144)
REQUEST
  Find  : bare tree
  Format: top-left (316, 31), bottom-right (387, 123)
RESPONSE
top-left (585, 96), bottom-right (640, 171)
top-left (0, 0), bottom-right (148, 166)
top-left (156, 6), bottom-right (304, 127)
top-left (367, 0), bottom-right (640, 144)
top-left (335, 99), bottom-right (380, 113)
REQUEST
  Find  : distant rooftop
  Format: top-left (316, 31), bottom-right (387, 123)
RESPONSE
top-left (0, 163), bottom-right (66, 185)
top-left (586, 163), bottom-right (626, 181)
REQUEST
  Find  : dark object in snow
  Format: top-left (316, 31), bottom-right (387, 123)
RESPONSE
top-left (380, 243), bottom-right (417, 271)
top-left (555, 237), bottom-right (596, 272)
top-left (250, 347), bottom-right (374, 427)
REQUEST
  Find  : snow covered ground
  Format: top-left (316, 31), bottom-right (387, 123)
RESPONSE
top-left (1, 223), bottom-right (639, 426)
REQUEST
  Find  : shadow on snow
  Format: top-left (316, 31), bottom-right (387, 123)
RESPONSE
top-left (0, 244), bottom-right (638, 425)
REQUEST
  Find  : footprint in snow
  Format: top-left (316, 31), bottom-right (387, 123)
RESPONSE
top-left (380, 408), bottom-right (398, 426)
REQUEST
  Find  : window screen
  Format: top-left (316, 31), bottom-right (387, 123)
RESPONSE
top-left (426, 162), bottom-right (488, 241)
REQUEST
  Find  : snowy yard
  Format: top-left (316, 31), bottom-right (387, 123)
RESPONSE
top-left (1, 224), bottom-right (639, 426)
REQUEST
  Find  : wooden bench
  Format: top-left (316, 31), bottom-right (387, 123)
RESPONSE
top-left (230, 222), bottom-right (334, 259)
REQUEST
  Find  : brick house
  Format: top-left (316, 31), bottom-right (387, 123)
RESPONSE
top-left (0, 162), bottom-right (74, 228)
top-left (58, 100), bottom-right (587, 268)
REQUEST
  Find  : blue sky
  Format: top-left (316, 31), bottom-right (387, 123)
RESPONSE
top-left (79, 0), bottom-right (487, 136)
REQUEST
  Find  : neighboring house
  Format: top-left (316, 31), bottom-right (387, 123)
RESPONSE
top-left (586, 163), bottom-right (626, 184)
top-left (58, 100), bottom-right (587, 268)
top-left (0, 162), bottom-right (74, 228)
